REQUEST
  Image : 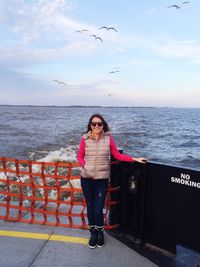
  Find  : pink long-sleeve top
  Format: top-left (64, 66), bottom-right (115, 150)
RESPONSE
top-left (77, 135), bottom-right (133, 167)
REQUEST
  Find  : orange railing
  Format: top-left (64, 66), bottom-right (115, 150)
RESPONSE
top-left (0, 157), bottom-right (119, 229)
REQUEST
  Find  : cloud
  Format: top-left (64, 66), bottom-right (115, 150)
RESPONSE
top-left (151, 39), bottom-right (200, 61)
top-left (0, 66), bottom-right (199, 107)
top-left (0, 0), bottom-right (133, 72)
top-left (0, 40), bottom-right (98, 67)
top-left (0, 65), bottom-right (146, 106)
top-left (0, 66), bottom-right (117, 105)
top-left (1, 0), bottom-right (120, 46)
top-left (0, 67), bottom-right (49, 91)
top-left (1, 0), bottom-right (83, 44)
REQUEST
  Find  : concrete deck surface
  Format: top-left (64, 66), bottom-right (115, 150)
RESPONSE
top-left (0, 220), bottom-right (158, 267)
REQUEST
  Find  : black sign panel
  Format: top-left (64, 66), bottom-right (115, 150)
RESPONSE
top-left (144, 162), bottom-right (200, 253)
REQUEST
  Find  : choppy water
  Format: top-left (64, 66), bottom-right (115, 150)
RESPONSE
top-left (0, 105), bottom-right (200, 170)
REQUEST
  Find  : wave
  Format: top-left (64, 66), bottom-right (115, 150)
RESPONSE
top-left (0, 146), bottom-right (81, 201)
top-left (34, 146), bottom-right (77, 163)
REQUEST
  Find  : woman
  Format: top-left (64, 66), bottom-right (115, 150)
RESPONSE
top-left (77, 114), bottom-right (146, 249)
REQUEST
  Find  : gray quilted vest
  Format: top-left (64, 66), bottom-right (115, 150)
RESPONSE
top-left (81, 131), bottom-right (111, 179)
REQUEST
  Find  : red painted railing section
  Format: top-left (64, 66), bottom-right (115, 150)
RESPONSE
top-left (0, 157), bottom-right (119, 229)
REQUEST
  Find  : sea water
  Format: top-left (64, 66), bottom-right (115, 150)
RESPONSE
top-left (0, 105), bottom-right (200, 170)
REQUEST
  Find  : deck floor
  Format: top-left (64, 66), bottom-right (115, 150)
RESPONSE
top-left (0, 220), bottom-right (158, 267)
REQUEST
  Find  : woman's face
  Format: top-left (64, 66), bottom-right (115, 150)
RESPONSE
top-left (90, 117), bottom-right (103, 135)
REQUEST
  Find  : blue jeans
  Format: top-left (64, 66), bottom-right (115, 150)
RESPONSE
top-left (81, 177), bottom-right (109, 227)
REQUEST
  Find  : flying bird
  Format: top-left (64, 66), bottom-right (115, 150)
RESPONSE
top-left (167, 1), bottom-right (190, 9)
top-left (99, 26), bottom-right (118, 32)
top-left (107, 93), bottom-right (118, 96)
top-left (76, 29), bottom-right (89, 33)
top-left (167, 4), bottom-right (181, 9)
top-left (108, 70), bottom-right (120, 74)
top-left (90, 34), bottom-right (103, 42)
top-left (53, 80), bottom-right (66, 85)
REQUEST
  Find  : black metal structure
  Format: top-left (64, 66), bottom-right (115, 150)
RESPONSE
top-left (110, 161), bottom-right (200, 255)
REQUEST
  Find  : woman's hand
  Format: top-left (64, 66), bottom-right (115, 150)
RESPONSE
top-left (133, 157), bottom-right (147, 164)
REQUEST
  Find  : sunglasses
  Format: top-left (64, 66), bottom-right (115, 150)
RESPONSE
top-left (91, 121), bottom-right (103, 127)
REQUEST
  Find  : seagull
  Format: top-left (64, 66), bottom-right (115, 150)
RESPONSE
top-left (107, 93), bottom-right (118, 96)
top-left (53, 80), bottom-right (66, 85)
top-left (167, 1), bottom-right (190, 8)
top-left (99, 26), bottom-right (118, 32)
top-left (108, 70), bottom-right (120, 74)
top-left (76, 29), bottom-right (89, 33)
top-left (167, 4), bottom-right (181, 9)
top-left (90, 34), bottom-right (103, 42)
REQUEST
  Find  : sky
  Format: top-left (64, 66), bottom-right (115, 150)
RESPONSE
top-left (0, 0), bottom-right (200, 107)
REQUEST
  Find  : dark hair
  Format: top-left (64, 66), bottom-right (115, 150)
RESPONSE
top-left (86, 114), bottom-right (110, 132)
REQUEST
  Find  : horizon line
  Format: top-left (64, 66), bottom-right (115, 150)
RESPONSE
top-left (0, 104), bottom-right (199, 109)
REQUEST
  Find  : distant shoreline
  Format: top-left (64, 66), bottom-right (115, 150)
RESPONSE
top-left (0, 104), bottom-right (199, 109)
